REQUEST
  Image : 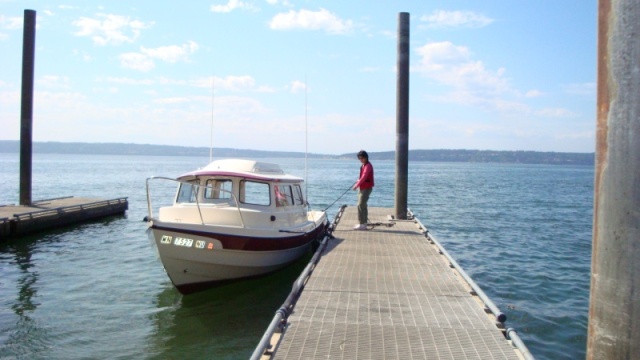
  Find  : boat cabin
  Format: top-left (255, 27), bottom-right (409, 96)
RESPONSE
top-left (159, 159), bottom-right (310, 229)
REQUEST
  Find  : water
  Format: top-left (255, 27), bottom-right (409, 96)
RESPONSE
top-left (0, 153), bottom-right (593, 359)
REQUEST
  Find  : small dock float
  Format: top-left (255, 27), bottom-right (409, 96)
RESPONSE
top-left (253, 206), bottom-right (532, 359)
top-left (0, 196), bottom-right (128, 240)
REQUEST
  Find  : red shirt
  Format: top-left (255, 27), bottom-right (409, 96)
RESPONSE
top-left (355, 162), bottom-right (374, 189)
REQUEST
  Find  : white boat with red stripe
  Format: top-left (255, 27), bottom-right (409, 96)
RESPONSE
top-left (145, 159), bottom-right (329, 294)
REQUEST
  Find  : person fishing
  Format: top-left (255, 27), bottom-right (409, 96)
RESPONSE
top-left (352, 150), bottom-right (374, 230)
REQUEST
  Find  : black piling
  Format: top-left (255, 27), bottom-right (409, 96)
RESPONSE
top-left (19, 9), bottom-right (36, 206)
top-left (394, 12), bottom-right (410, 220)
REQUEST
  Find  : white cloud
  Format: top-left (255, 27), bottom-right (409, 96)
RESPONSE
top-left (525, 90), bottom-right (543, 98)
top-left (221, 76), bottom-right (257, 91)
top-left (536, 108), bottom-right (577, 118)
top-left (72, 49), bottom-right (93, 61)
top-left (216, 75), bottom-right (256, 91)
top-left (289, 80), bottom-right (306, 93)
top-left (266, 0), bottom-right (293, 7)
top-left (256, 85), bottom-right (276, 93)
top-left (90, 86), bottom-right (119, 94)
top-left (412, 40), bottom-right (549, 119)
top-left (154, 97), bottom-right (191, 104)
top-left (421, 10), bottom-right (494, 29)
top-left (36, 91), bottom-right (89, 110)
top-left (103, 76), bottom-right (157, 85)
top-left (415, 41), bottom-right (510, 94)
top-left (72, 14), bottom-right (153, 46)
top-left (416, 41), bottom-right (471, 69)
top-left (210, 0), bottom-right (258, 13)
top-left (103, 75), bottom-right (259, 92)
top-left (119, 52), bottom-right (155, 71)
top-left (38, 75), bottom-right (71, 89)
top-left (562, 82), bottom-right (596, 96)
top-left (119, 41), bottom-right (199, 72)
top-left (190, 75), bottom-right (262, 92)
top-left (0, 15), bottom-right (23, 30)
top-left (269, 8), bottom-right (353, 34)
top-left (140, 41), bottom-right (199, 63)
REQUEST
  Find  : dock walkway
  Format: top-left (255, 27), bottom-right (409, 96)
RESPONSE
top-left (270, 206), bottom-right (525, 359)
top-left (0, 196), bottom-right (128, 240)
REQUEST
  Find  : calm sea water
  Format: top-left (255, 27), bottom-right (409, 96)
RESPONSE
top-left (0, 153), bottom-right (593, 359)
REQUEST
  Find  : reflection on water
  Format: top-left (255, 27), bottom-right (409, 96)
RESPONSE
top-left (147, 252), bottom-right (312, 360)
top-left (12, 242), bottom-right (39, 316)
top-left (0, 234), bottom-right (49, 358)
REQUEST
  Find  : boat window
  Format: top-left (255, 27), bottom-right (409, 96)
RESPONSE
top-left (205, 179), bottom-right (232, 200)
top-left (293, 185), bottom-right (304, 205)
top-left (274, 185), bottom-right (294, 207)
top-left (239, 180), bottom-right (270, 206)
top-left (176, 182), bottom-right (197, 203)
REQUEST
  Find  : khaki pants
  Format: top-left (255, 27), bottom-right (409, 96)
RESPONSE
top-left (357, 188), bottom-right (372, 225)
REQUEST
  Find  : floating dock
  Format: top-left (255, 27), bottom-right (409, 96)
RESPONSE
top-left (0, 196), bottom-right (128, 240)
top-left (254, 206), bottom-right (531, 359)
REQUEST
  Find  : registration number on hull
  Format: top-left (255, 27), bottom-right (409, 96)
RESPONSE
top-left (159, 234), bottom-right (218, 250)
top-left (174, 237), bottom-right (193, 247)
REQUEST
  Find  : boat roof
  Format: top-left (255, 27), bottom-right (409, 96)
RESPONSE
top-left (178, 159), bottom-right (304, 182)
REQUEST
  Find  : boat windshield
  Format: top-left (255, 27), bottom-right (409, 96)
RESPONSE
top-left (204, 179), bottom-right (233, 200)
top-left (176, 182), bottom-right (197, 203)
top-left (240, 180), bottom-right (270, 206)
top-left (275, 185), bottom-right (293, 207)
top-left (293, 184), bottom-right (304, 205)
top-left (275, 184), bottom-right (305, 207)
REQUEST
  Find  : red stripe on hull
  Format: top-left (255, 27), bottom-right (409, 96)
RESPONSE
top-left (151, 223), bottom-right (326, 251)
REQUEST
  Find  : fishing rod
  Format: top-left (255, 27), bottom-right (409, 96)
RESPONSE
top-left (321, 183), bottom-right (396, 229)
top-left (322, 182), bottom-right (356, 211)
top-left (209, 74), bottom-right (215, 163)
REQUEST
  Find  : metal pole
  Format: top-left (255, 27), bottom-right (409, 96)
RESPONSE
top-left (19, 9), bottom-right (36, 206)
top-left (395, 12), bottom-right (409, 220)
top-left (587, 0), bottom-right (640, 358)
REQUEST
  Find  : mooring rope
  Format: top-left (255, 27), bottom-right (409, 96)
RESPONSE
top-left (322, 182), bottom-right (356, 211)
top-left (365, 221), bottom-right (395, 229)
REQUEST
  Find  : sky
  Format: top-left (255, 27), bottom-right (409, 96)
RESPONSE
top-left (0, 1), bottom-right (597, 155)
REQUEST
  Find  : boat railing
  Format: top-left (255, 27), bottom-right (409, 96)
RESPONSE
top-left (145, 176), bottom-right (246, 228)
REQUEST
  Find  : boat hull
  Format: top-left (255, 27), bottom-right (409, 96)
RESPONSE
top-left (148, 220), bottom-right (327, 294)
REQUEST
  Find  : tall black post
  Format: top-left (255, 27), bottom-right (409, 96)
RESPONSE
top-left (20, 9), bottom-right (36, 206)
top-left (395, 12), bottom-right (410, 220)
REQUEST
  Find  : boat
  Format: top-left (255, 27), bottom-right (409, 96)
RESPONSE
top-left (145, 159), bottom-right (329, 294)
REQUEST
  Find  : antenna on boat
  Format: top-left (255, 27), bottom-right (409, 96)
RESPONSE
top-left (209, 75), bottom-right (215, 163)
top-left (304, 75), bottom-right (309, 207)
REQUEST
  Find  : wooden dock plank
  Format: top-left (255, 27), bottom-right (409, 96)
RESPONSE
top-left (272, 206), bottom-right (522, 359)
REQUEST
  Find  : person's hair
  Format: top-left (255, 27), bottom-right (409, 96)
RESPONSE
top-left (357, 150), bottom-right (368, 160)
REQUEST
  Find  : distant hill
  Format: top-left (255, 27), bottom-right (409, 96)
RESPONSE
top-left (363, 149), bottom-right (594, 165)
top-left (0, 140), bottom-right (594, 166)
top-left (0, 140), bottom-right (329, 159)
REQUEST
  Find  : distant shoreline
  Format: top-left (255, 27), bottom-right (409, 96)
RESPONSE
top-left (0, 140), bottom-right (594, 166)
